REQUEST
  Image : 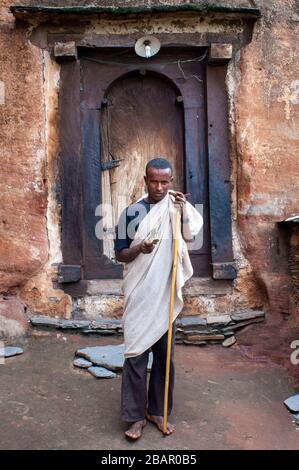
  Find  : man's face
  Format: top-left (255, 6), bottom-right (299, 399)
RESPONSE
top-left (144, 167), bottom-right (173, 203)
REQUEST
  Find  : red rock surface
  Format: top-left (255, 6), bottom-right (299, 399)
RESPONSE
top-left (0, 296), bottom-right (30, 337)
top-left (0, 1), bottom-right (48, 293)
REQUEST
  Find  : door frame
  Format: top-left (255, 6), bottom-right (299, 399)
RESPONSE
top-left (57, 44), bottom-right (235, 285)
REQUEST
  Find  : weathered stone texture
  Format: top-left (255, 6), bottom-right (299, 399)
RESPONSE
top-left (0, 296), bottom-right (30, 338)
top-left (0, 3), bottom-right (72, 318)
top-left (0, 1), bottom-right (48, 292)
top-left (234, 0), bottom-right (299, 316)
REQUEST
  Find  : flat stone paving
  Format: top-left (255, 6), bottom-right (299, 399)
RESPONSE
top-left (0, 330), bottom-right (298, 450)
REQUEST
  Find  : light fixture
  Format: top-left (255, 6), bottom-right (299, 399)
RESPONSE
top-left (144, 40), bottom-right (151, 59)
top-left (134, 36), bottom-right (161, 59)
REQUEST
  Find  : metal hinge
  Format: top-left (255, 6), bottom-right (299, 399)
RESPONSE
top-left (57, 264), bottom-right (81, 283)
top-left (100, 159), bottom-right (122, 171)
top-left (212, 262), bottom-right (236, 280)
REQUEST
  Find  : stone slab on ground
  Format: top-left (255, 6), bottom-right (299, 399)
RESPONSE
top-left (30, 316), bottom-right (61, 328)
top-left (89, 320), bottom-right (122, 330)
top-left (183, 340), bottom-right (207, 346)
top-left (73, 358), bottom-right (93, 369)
top-left (0, 346), bottom-right (23, 357)
top-left (59, 320), bottom-right (91, 330)
top-left (177, 328), bottom-right (219, 335)
top-left (186, 334), bottom-right (225, 342)
top-left (231, 310), bottom-right (264, 322)
top-left (177, 316), bottom-right (207, 328)
top-left (222, 336), bottom-right (237, 348)
top-left (30, 316), bottom-right (90, 329)
top-left (88, 366), bottom-right (117, 379)
top-left (206, 315), bottom-right (231, 325)
top-left (222, 317), bottom-right (265, 332)
top-left (82, 329), bottom-right (116, 335)
top-left (284, 394), bottom-right (299, 413)
top-left (30, 316), bottom-right (123, 334)
top-left (76, 343), bottom-right (153, 371)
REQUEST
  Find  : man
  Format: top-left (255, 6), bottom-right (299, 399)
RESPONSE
top-left (115, 158), bottom-right (203, 440)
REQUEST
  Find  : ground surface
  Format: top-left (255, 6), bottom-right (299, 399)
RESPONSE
top-left (0, 330), bottom-right (298, 450)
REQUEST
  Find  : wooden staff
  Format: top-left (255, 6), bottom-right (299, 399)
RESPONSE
top-left (163, 208), bottom-right (181, 435)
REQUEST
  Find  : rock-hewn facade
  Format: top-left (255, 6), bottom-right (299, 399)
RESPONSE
top-left (0, 1), bottom-right (298, 338)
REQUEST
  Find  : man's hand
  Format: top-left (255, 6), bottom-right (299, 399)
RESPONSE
top-left (169, 190), bottom-right (187, 214)
top-left (140, 240), bottom-right (157, 254)
top-left (115, 239), bottom-right (157, 263)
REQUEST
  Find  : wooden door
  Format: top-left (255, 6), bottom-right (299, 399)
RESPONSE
top-left (100, 71), bottom-right (184, 260)
top-left (79, 47), bottom-right (210, 279)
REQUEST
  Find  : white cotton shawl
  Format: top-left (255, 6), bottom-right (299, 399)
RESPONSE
top-left (122, 191), bottom-right (203, 358)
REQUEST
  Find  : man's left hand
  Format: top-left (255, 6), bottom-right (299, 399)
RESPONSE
top-left (169, 191), bottom-right (186, 214)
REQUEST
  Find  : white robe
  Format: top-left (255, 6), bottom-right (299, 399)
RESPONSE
top-left (122, 191), bottom-right (203, 358)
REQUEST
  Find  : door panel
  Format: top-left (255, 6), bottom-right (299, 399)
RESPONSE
top-left (101, 72), bottom-right (184, 260)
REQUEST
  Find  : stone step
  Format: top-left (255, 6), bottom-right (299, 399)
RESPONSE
top-left (30, 309), bottom-right (265, 344)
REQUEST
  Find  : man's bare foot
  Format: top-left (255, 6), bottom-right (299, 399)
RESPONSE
top-left (146, 413), bottom-right (175, 436)
top-left (124, 419), bottom-right (147, 440)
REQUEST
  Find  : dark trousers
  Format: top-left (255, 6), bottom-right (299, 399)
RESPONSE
top-left (121, 327), bottom-right (176, 422)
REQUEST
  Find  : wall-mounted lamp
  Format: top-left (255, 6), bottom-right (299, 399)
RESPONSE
top-left (134, 36), bottom-right (161, 59)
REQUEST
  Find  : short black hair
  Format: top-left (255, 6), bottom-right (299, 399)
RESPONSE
top-left (145, 158), bottom-right (173, 175)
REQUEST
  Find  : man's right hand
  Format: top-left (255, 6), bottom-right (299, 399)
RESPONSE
top-left (115, 240), bottom-right (156, 263)
top-left (139, 240), bottom-right (156, 254)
